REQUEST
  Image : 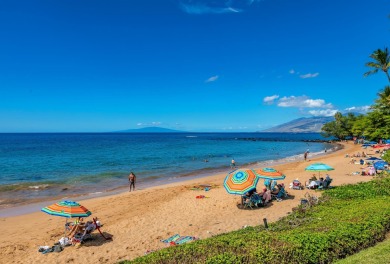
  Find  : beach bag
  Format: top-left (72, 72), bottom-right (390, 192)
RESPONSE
top-left (300, 199), bottom-right (308, 206)
top-left (292, 180), bottom-right (302, 190)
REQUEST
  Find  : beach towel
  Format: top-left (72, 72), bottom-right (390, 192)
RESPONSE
top-left (161, 234), bottom-right (180, 244)
top-left (174, 236), bottom-right (196, 245)
top-left (161, 234), bottom-right (197, 245)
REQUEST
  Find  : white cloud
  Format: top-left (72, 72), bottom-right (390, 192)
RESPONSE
top-left (137, 122), bottom-right (162, 126)
top-left (263, 95), bottom-right (279, 104)
top-left (309, 109), bottom-right (338, 117)
top-left (300, 72), bottom-right (319, 79)
top-left (289, 69), bottom-right (295, 74)
top-left (344, 106), bottom-right (371, 114)
top-left (180, 0), bottom-right (261, 15)
top-left (205, 75), bottom-right (219, 83)
top-left (277, 96), bottom-right (333, 108)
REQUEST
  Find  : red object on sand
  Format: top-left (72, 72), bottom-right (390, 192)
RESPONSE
top-left (93, 217), bottom-right (112, 240)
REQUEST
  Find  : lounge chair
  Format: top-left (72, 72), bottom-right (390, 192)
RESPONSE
top-left (71, 217), bottom-right (112, 244)
top-left (271, 185), bottom-right (288, 201)
top-left (318, 178), bottom-right (333, 189)
top-left (243, 193), bottom-right (263, 209)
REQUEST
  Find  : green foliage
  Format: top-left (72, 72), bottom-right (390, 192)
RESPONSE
top-left (364, 47), bottom-right (390, 83)
top-left (321, 112), bottom-right (356, 140)
top-left (382, 151), bottom-right (390, 163)
top-left (123, 176), bottom-right (390, 264)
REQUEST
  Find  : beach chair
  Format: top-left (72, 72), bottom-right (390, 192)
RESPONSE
top-left (92, 217), bottom-right (112, 240)
top-left (272, 185), bottom-right (288, 201)
top-left (321, 178), bottom-right (333, 189)
top-left (72, 218), bottom-right (112, 244)
top-left (243, 196), bottom-right (254, 209)
top-left (250, 193), bottom-right (263, 207)
top-left (292, 180), bottom-right (303, 190)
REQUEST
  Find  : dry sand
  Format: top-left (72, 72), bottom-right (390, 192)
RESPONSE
top-left (0, 142), bottom-right (378, 264)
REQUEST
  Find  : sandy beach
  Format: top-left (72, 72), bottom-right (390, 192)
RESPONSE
top-left (0, 142), bottom-right (377, 264)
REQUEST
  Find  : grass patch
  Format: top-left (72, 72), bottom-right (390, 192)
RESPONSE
top-left (335, 237), bottom-right (390, 264)
top-left (121, 176), bottom-right (390, 264)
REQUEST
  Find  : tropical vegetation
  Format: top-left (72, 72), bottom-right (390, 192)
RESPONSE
top-left (321, 47), bottom-right (390, 141)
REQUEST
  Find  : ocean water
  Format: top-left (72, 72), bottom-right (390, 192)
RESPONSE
top-left (0, 133), bottom-right (334, 208)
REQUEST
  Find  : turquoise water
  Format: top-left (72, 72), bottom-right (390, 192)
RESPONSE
top-left (0, 133), bottom-right (333, 207)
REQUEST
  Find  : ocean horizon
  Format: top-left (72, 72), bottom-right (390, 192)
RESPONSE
top-left (0, 132), bottom-right (335, 211)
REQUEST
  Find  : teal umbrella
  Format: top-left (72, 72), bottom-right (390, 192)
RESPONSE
top-left (305, 163), bottom-right (334, 177)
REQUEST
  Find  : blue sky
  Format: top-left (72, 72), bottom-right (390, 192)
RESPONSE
top-left (0, 0), bottom-right (389, 132)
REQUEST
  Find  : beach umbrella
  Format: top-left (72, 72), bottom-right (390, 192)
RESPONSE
top-left (254, 167), bottom-right (286, 180)
top-left (224, 169), bottom-right (259, 195)
top-left (374, 160), bottom-right (388, 170)
top-left (41, 200), bottom-right (92, 236)
top-left (305, 163), bottom-right (334, 177)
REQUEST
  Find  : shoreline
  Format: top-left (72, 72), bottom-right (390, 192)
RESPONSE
top-left (0, 142), bottom-right (340, 217)
top-left (0, 142), bottom-right (374, 264)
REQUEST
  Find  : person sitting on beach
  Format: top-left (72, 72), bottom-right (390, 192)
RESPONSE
top-left (305, 175), bottom-right (317, 186)
top-left (242, 188), bottom-right (256, 204)
top-left (70, 220), bottom-right (102, 244)
top-left (306, 175), bottom-right (320, 189)
top-left (258, 188), bottom-right (271, 204)
top-left (318, 177), bottom-right (324, 187)
top-left (67, 218), bottom-right (86, 238)
top-left (271, 184), bottom-right (286, 201)
top-left (325, 174), bottom-right (331, 182)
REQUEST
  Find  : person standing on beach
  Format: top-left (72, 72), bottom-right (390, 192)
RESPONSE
top-left (231, 158), bottom-right (236, 169)
top-left (128, 172), bottom-right (136, 192)
top-left (304, 151), bottom-right (308, 161)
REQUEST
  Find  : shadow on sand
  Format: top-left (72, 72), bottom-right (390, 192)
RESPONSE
top-left (82, 232), bottom-right (114, 247)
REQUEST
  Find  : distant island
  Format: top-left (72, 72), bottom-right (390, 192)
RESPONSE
top-left (114, 127), bottom-right (185, 133)
top-left (260, 116), bottom-right (334, 133)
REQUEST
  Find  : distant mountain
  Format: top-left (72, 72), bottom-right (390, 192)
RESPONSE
top-left (261, 116), bottom-right (334, 133)
top-left (115, 127), bottom-right (185, 133)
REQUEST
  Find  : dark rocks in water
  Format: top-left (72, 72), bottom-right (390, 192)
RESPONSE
top-left (232, 138), bottom-right (331, 143)
top-left (61, 188), bottom-right (68, 191)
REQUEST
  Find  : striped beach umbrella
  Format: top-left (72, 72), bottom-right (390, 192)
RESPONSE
top-left (254, 168), bottom-right (286, 180)
top-left (42, 200), bottom-right (91, 236)
top-left (41, 200), bottom-right (91, 218)
top-left (224, 169), bottom-right (259, 195)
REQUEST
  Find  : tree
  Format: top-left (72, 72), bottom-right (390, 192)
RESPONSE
top-left (372, 85), bottom-right (390, 114)
top-left (321, 112), bottom-right (352, 140)
top-left (364, 47), bottom-right (390, 83)
top-left (351, 115), bottom-right (369, 138)
top-left (363, 110), bottom-right (390, 140)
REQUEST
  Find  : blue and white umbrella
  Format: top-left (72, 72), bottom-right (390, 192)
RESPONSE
top-left (374, 160), bottom-right (388, 170)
